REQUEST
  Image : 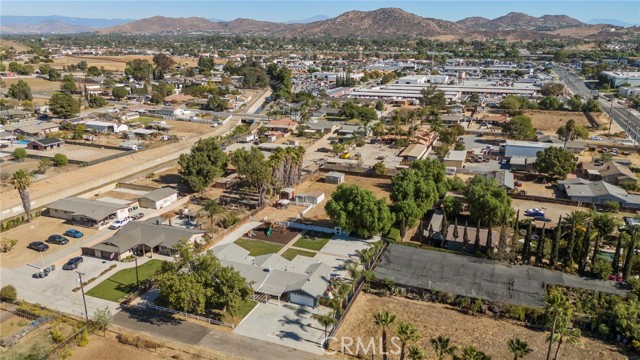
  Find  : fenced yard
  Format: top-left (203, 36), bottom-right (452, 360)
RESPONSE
top-left (86, 260), bottom-right (164, 302)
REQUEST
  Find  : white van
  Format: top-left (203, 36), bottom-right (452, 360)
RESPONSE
top-left (445, 167), bottom-right (457, 175)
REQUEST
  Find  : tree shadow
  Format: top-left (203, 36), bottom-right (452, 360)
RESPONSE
top-left (120, 306), bottom-right (183, 326)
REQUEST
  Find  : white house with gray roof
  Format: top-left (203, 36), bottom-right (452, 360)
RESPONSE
top-left (47, 197), bottom-right (134, 229)
top-left (138, 187), bottom-right (178, 209)
top-left (559, 180), bottom-right (640, 209)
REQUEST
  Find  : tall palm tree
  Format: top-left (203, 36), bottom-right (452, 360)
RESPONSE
top-left (10, 169), bottom-right (32, 222)
top-left (373, 310), bottom-right (397, 360)
top-left (407, 345), bottom-right (426, 360)
top-left (545, 290), bottom-right (570, 360)
top-left (311, 313), bottom-right (336, 343)
top-left (396, 322), bottom-right (420, 360)
top-left (431, 336), bottom-right (457, 360)
top-left (202, 199), bottom-right (223, 235)
top-left (454, 345), bottom-right (491, 360)
top-left (552, 327), bottom-right (581, 360)
top-left (508, 338), bottom-right (532, 360)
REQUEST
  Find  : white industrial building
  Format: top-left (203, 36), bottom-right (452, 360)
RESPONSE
top-left (601, 71), bottom-right (640, 88)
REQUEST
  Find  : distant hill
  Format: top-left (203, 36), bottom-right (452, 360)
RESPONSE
top-left (0, 15), bottom-right (132, 32)
top-left (0, 20), bottom-right (95, 34)
top-left (100, 16), bottom-right (218, 33)
top-left (587, 18), bottom-right (637, 27)
top-left (285, 15), bottom-right (330, 24)
top-left (458, 12), bottom-right (584, 31)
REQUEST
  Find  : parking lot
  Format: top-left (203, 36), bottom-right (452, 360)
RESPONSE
top-left (234, 301), bottom-right (332, 355)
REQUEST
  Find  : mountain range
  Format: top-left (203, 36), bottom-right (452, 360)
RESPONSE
top-left (1, 9), bottom-right (637, 40)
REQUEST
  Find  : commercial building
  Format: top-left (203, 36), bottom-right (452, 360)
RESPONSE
top-left (601, 71), bottom-right (640, 87)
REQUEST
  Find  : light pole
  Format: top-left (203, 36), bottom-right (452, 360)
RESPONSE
top-left (76, 271), bottom-right (89, 322)
top-left (40, 251), bottom-right (45, 269)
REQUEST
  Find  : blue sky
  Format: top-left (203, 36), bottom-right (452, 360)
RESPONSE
top-left (3, 1), bottom-right (639, 23)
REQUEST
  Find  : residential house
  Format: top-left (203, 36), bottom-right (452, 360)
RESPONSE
top-left (14, 122), bottom-right (59, 137)
top-left (537, 135), bottom-right (586, 154)
top-left (83, 222), bottom-right (206, 260)
top-left (441, 114), bottom-right (464, 126)
top-left (399, 143), bottom-right (429, 163)
top-left (26, 138), bottom-right (64, 151)
top-left (443, 150), bottom-right (467, 169)
top-left (263, 119), bottom-right (298, 135)
top-left (558, 180), bottom-right (640, 209)
top-left (85, 121), bottom-right (128, 134)
top-left (482, 114), bottom-right (509, 126)
top-left (121, 112), bottom-right (140, 121)
top-left (484, 170), bottom-right (515, 190)
top-left (312, 106), bottom-right (341, 118)
top-left (580, 161), bottom-right (636, 185)
top-left (138, 187), bottom-right (178, 209)
top-left (46, 197), bottom-right (134, 229)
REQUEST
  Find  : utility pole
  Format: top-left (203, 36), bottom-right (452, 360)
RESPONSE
top-left (134, 256), bottom-right (140, 287)
top-left (608, 99), bottom-right (615, 135)
top-left (77, 271), bottom-right (89, 322)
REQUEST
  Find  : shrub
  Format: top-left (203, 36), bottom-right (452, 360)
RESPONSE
top-left (50, 328), bottom-right (65, 343)
top-left (220, 213), bottom-right (240, 229)
top-left (508, 305), bottom-right (527, 321)
top-left (1, 239), bottom-right (18, 253)
top-left (470, 299), bottom-right (484, 314)
top-left (76, 329), bottom-right (89, 347)
top-left (116, 333), bottom-right (161, 349)
top-left (0, 285), bottom-right (17, 302)
top-left (592, 258), bottom-right (612, 279)
top-left (13, 148), bottom-right (27, 161)
top-left (52, 153), bottom-right (69, 167)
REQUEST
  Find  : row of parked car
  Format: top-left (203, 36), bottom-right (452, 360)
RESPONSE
top-left (524, 208), bottom-right (552, 222)
top-left (27, 229), bottom-right (85, 252)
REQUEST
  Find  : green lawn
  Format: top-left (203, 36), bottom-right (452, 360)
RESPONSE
top-left (220, 298), bottom-right (258, 325)
top-left (234, 238), bottom-right (284, 256)
top-left (292, 231), bottom-right (332, 251)
top-left (86, 260), bottom-right (164, 302)
top-left (281, 248), bottom-right (316, 261)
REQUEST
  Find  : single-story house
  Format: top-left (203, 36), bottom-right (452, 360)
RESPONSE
top-left (121, 112), bottom-right (140, 121)
top-left (85, 121), bottom-right (128, 134)
top-left (46, 197), bottom-right (133, 229)
top-left (312, 106), bottom-right (341, 118)
top-left (26, 138), bottom-right (64, 151)
top-left (295, 191), bottom-right (325, 206)
top-left (504, 140), bottom-right (554, 158)
top-left (484, 170), bottom-right (515, 190)
top-left (138, 187), bottom-right (178, 209)
top-left (14, 122), bottom-right (59, 137)
top-left (325, 172), bottom-right (345, 184)
top-left (213, 243), bottom-right (332, 307)
top-left (559, 179), bottom-right (640, 209)
top-left (82, 222), bottom-right (205, 260)
top-left (482, 114), bottom-right (509, 125)
top-left (337, 124), bottom-right (369, 137)
top-left (399, 143), bottom-right (429, 162)
top-left (441, 114), bottom-right (464, 126)
top-left (580, 161), bottom-right (636, 185)
top-left (263, 119), bottom-right (298, 134)
top-left (305, 120), bottom-right (338, 134)
top-left (443, 150), bottom-right (467, 169)
top-left (537, 135), bottom-right (585, 154)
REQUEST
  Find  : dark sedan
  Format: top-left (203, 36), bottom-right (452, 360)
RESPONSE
top-left (62, 257), bottom-right (83, 270)
top-left (28, 241), bottom-right (49, 252)
top-left (46, 235), bottom-right (69, 245)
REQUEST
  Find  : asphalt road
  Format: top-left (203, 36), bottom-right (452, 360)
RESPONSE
top-left (554, 66), bottom-right (640, 142)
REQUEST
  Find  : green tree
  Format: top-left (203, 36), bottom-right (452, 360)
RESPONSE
top-left (37, 158), bottom-right (51, 174)
top-left (499, 95), bottom-right (522, 111)
top-left (397, 322), bottom-right (420, 360)
top-left (10, 169), bottom-right (32, 222)
top-left (394, 200), bottom-right (421, 238)
top-left (0, 285), bottom-right (17, 302)
top-left (408, 345), bottom-right (426, 360)
top-left (501, 115), bottom-right (536, 140)
top-left (373, 161), bottom-right (387, 175)
top-left (419, 85), bottom-right (446, 110)
top-left (125, 59), bottom-right (153, 81)
top-left (111, 86), bottom-right (128, 101)
top-left (89, 307), bottom-right (112, 336)
top-left (538, 96), bottom-right (563, 111)
top-left (442, 196), bottom-right (462, 218)
top-left (545, 289), bottom-right (571, 360)
top-left (202, 199), bottom-right (224, 235)
top-left (73, 124), bottom-right (86, 140)
top-left (47, 68), bottom-right (61, 81)
top-left (622, 229), bottom-right (637, 280)
top-left (49, 92), bottom-right (80, 118)
top-left (391, 159), bottom-right (448, 220)
top-left (86, 66), bottom-right (102, 77)
top-left (326, 184), bottom-right (394, 238)
top-left (540, 83), bottom-right (565, 97)
top-left (13, 148), bottom-right (27, 161)
top-left (87, 95), bottom-right (107, 108)
top-left (153, 53), bottom-right (176, 72)
top-left (204, 95), bottom-right (229, 111)
top-left (231, 147), bottom-right (272, 206)
top-left (567, 96), bottom-right (583, 112)
top-left (150, 91), bottom-right (165, 104)
top-left (508, 338), bottom-right (532, 360)
top-left (553, 49), bottom-right (569, 63)
top-left (52, 153), bottom-right (68, 167)
top-left (431, 335), bottom-right (457, 360)
top-left (455, 345), bottom-right (491, 360)
top-left (533, 147), bottom-right (576, 180)
top-left (373, 310), bottom-right (397, 360)
top-left (583, 99), bottom-right (601, 112)
top-left (178, 137), bottom-right (228, 192)
top-left (311, 313), bottom-right (336, 342)
top-left (8, 79), bottom-right (32, 101)
top-left (464, 176), bottom-right (514, 226)
top-left (60, 74), bottom-right (77, 93)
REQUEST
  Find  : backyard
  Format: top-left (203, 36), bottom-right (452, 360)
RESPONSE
top-left (281, 248), bottom-right (316, 261)
top-left (86, 260), bottom-right (164, 302)
top-left (234, 238), bottom-right (283, 256)
top-left (291, 231), bottom-right (332, 251)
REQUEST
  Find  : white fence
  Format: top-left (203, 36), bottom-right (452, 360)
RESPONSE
top-left (144, 303), bottom-right (234, 328)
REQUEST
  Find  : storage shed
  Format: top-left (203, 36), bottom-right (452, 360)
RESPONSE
top-left (325, 172), bottom-right (345, 184)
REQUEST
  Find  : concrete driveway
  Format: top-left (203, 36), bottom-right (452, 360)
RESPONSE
top-left (234, 301), bottom-right (333, 355)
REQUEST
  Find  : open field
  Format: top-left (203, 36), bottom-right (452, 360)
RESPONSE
top-left (234, 238), bottom-right (284, 256)
top-left (3, 77), bottom-right (62, 92)
top-left (332, 293), bottom-right (626, 360)
top-left (523, 109), bottom-right (624, 136)
top-left (51, 55), bottom-right (199, 72)
top-left (86, 260), bottom-right (163, 301)
top-left (0, 216), bottom-right (99, 268)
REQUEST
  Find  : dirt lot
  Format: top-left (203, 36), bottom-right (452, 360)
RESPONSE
top-left (51, 55), bottom-right (199, 72)
top-left (333, 293), bottom-right (626, 360)
top-left (523, 110), bottom-right (624, 137)
top-left (165, 120), bottom-right (218, 136)
top-left (26, 144), bottom-right (126, 162)
top-left (0, 216), bottom-right (98, 268)
top-left (3, 77), bottom-right (62, 92)
top-left (0, 39), bottom-right (30, 52)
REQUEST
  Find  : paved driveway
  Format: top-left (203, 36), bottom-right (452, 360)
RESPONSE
top-left (234, 301), bottom-right (333, 355)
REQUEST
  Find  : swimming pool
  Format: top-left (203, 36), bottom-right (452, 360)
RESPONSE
top-left (15, 140), bottom-right (30, 145)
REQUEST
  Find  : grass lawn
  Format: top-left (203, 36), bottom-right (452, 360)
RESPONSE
top-left (281, 248), bottom-right (316, 261)
top-left (86, 260), bottom-right (164, 302)
top-left (234, 238), bottom-right (284, 256)
top-left (292, 231), bottom-right (332, 251)
top-left (220, 298), bottom-right (258, 325)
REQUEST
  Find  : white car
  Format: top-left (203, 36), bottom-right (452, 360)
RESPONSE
top-left (590, 136), bottom-right (603, 141)
top-left (109, 218), bottom-right (131, 230)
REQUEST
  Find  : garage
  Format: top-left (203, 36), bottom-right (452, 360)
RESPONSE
top-left (289, 291), bottom-right (316, 307)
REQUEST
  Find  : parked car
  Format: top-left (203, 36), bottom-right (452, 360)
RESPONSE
top-left (590, 136), bottom-right (603, 141)
top-left (64, 229), bottom-right (84, 238)
top-left (109, 218), bottom-right (131, 230)
top-left (28, 241), bottom-right (49, 252)
top-left (62, 257), bottom-right (83, 270)
top-left (131, 212), bottom-right (144, 220)
top-left (525, 208), bottom-right (545, 217)
top-left (46, 235), bottom-right (69, 245)
top-left (533, 216), bottom-right (552, 223)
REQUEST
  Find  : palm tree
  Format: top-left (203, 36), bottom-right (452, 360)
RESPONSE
top-left (311, 313), bottom-right (336, 344)
top-left (508, 338), bottom-right (532, 360)
top-left (10, 169), bottom-right (32, 222)
top-left (545, 290), bottom-right (570, 360)
top-left (552, 327), bottom-right (581, 360)
top-left (407, 345), bottom-right (426, 360)
top-left (373, 310), bottom-right (396, 360)
top-left (202, 199), bottom-right (223, 235)
top-left (431, 336), bottom-right (457, 360)
top-left (454, 345), bottom-right (491, 360)
top-left (397, 322), bottom-right (420, 360)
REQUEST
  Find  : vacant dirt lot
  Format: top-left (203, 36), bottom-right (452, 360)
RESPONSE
top-left (52, 55), bottom-right (199, 72)
top-left (0, 216), bottom-right (98, 268)
top-left (523, 110), bottom-right (624, 137)
top-left (0, 39), bottom-right (30, 52)
top-left (3, 77), bottom-right (62, 92)
top-left (333, 293), bottom-right (625, 360)
top-left (26, 144), bottom-right (126, 162)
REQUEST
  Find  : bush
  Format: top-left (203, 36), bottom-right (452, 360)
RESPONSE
top-left (592, 258), bottom-right (612, 279)
top-left (76, 329), bottom-right (89, 347)
top-left (52, 153), bottom-right (69, 167)
top-left (448, 176), bottom-right (465, 191)
top-left (50, 328), bottom-right (65, 343)
top-left (1, 239), bottom-right (18, 253)
top-left (116, 333), bottom-right (161, 349)
top-left (13, 148), bottom-right (27, 161)
top-left (372, 161), bottom-right (387, 175)
top-left (508, 305), bottom-right (527, 321)
top-left (0, 285), bottom-right (17, 302)
top-left (220, 213), bottom-right (240, 229)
